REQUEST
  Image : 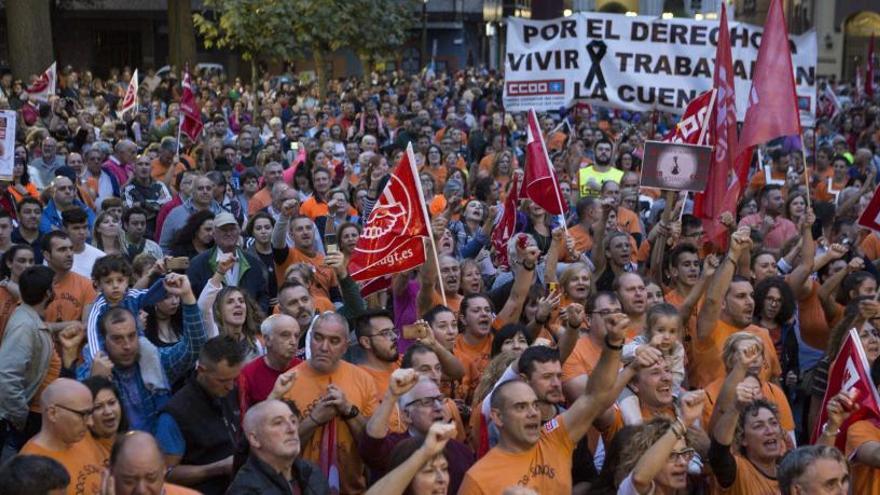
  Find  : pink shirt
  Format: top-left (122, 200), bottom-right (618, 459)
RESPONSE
top-left (738, 213), bottom-right (798, 250)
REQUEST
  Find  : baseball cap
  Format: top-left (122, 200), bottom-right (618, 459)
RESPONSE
top-left (214, 212), bottom-right (238, 228)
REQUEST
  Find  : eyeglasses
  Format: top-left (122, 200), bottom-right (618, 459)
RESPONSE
top-left (368, 329), bottom-right (396, 340)
top-left (591, 309), bottom-right (623, 317)
top-left (669, 448), bottom-right (696, 464)
top-left (406, 395), bottom-right (444, 408)
top-left (54, 403), bottom-right (94, 421)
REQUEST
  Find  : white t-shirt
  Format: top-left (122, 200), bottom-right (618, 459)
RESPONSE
top-left (618, 473), bottom-right (654, 495)
top-left (72, 244), bottom-right (106, 278)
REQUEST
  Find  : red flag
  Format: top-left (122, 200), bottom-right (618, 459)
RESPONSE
top-left (867, 33), bottom-right (875, 99)
top-left (179, 70), bottom-right (203, 141)
top-left (25, 62), bottom-right (56, 102)
top-left (856, 66), bottom-right (865, 102)
top-left (694, 3), bottom-right (741, 247)
top-left (491, 173), bottom-right (522, 269)
top-left (349, 144), bottom-right (430, 281)
top-left (857, 184), bottom-right (880, 232)
top-left (120, 69), bottom-right (139, 117)
top-left (811, 329), bottom-right (880, 450)
top-left (359, 275), bottom-right (392, 298)
top-left (524, 109), bottom-right (568, 215)
top-left (661, 89), bottom-right (715, 145)
top-left (738, 0), bottom-right (802, 152)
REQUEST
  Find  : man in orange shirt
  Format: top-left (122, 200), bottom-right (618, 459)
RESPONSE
top-left (458, 311), bottom-right (630, 494)
top-left (693, 226), bottom-right (782, 389)
top-left (248, 161), bottom-right (284, 216)
top-left (151, 136), bottom-right (189, 188)
top-left (355, 309), bottom-right (401, 403)
top-left (21, 378), bottom-right (108, 495)
top-left (562, 292), bottom-right (619, 400)
top-left (42, 231), bottom-right (96, 329)
top-left (282, 312), bottom-right (378, 494)
top-left (272, 200), bottom-right (338, 302)
top-left (778, 445), bottom-right (850, 495)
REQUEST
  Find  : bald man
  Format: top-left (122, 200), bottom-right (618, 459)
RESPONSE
top-left (238, 314), bottom-right (302, 415)
top-left (20, 378), bottom-right (107, 495)
top-left (108, 431), bottom-right (199, 495)
top-left (228, 400), bottom-right (327, 494)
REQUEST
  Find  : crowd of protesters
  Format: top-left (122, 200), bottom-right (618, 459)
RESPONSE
top-left (0, 59), bottom-right (876, 495)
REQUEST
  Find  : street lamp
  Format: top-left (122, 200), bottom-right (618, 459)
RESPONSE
top-left (422, 0), bottom-right (428, 68)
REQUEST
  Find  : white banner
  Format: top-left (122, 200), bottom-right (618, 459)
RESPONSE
top-left (0, 111), bottom-right (15, 180)
top-left (503, 13), bottom-right (816, 126)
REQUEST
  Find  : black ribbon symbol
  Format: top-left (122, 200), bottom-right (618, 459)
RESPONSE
top-left (584, 40), bottom-right (607, 90)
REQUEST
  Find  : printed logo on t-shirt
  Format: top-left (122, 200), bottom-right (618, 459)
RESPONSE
top-left (543, 417), bottom-right (559, 432)
top-left (515, 464), bottom-right (557, 487)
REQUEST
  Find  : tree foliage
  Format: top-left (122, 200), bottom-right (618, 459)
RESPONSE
top-left (193, 0), bottom-right (297, 67)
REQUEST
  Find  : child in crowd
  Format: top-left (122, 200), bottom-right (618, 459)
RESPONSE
top-left (619, 303), bottom-right (686, 425)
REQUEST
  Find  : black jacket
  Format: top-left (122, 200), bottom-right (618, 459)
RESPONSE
top-left (226, 454), bottom-right (329, 495)
top-left (186, 247), bottom-right (270, 314)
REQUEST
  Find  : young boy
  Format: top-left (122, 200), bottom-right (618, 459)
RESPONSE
top-left (84, 254), bottom-right (167, 358)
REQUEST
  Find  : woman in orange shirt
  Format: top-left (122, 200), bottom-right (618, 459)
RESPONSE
top-left (491, 150), bottom-right (514, 192)
top-left (424, 145), bottom-right (448, 190)
top-left (8, 156), bottom-right (40, 205)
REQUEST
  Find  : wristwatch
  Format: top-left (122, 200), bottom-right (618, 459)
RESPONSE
top-left (341, 404), bottom-right (360, 420)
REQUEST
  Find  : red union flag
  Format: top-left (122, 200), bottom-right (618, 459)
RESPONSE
top-left (812, 328), bottom-right (880, 450)
top-left (491, 172), bottom-right (522, 268)
top-left (662, 89), bottom-right (715, 145)
top-left (349, 144), bottom-right (429, 281)
top-left (25, 62), bottom-right (56, 102)
top-left (524, 109), bottom-right (568, 215)
top-left (120, 69), bottom-right (139, 117)
top-left (858, 184), bottom-right (880, 232)
top-left (179, 70), bottom-right (203, 141)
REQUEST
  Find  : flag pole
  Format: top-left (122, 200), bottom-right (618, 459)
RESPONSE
top-left (697, 89), bottom-right (717, 145)
top-left (407, 142), bottom-right (447, 306)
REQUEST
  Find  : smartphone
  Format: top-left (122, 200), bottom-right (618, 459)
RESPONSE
top-left (325, 233), bottom-right (338, 255)
top-left (290, 142), bottom-right (300, 151)
top-left (402, 322), bottom-right (429, 340)
top-left (547, 282), bottom-right (558, 294)
top-left (167, 257), bottom-right (190, 272)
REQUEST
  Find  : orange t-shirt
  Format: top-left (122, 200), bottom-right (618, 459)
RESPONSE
top-left (150, 158), bottom-right (188, 187)
top-left (691, 320), bottom-right (781, 389)
top-left (702, 377), bottom-right (795, 432)
top-left (617, 207), bottom-right (643, 235)
top-left (860, 233), bottom-right (880, 262)
top-left (21, 434), bottom-right (108, 495)
top-left (427, 290), bottom-right (462, 317)
top-left (282, 360), bottom-right (378, 495)
top-left (748, 167), bottom-right (786, 195)
top-left (30, 350), bottom-right (61, 413)
top-left (798, 281), bottom-right (831, 350)
top-left (0, 286), bottom-right (20, 342)
top-left (846, 419), bottom-right (880, 495)
top-left (276, 248), bottom-right (337, 302)
top-left (454, 333), bottom-right (493, 404)
top-left (569, 224), bottom-right (592, 255)
top-left (46, 271), bottom-right (97, 323)
top-left (561, 334), bottom-right (602, 382)
top-left (814, 176), bottom-right (847, 203)
top-left (458, 415), bottom-right (575, 494)
top-left (423, 165), bottom-right (449, 190)
top-left (7, 183), bottom-right (40, 204)
top-left (248, 188), bottom-right (272, 216)
top-left (711, 454), bottom-right (779, 494)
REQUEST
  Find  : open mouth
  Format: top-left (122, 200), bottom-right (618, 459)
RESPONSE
top-left (763, 438), bottom-right (779, 451)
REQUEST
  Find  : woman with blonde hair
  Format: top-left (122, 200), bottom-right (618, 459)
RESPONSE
top-left (198, 257), bottom-right (266, 361)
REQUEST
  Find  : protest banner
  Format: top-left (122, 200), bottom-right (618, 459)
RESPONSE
top-left (0, 111), bottom-right (16, 180)
top-left (641, 141), bottom-right (712, 192)
top-left (503, 13), bottom-right (816, 126)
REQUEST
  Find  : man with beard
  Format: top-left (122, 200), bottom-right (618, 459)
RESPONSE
top-left (355, 309), bottom-right (400, 403)
top-left (709, 342), bottom-right (786, 494)
top-left (693, 226), bottom-right (782, 389)
top-left (228, 399), bottom-right (328, 494)
top-left (360, 371), bottom-right (475, 494)
top-left (614, 272), bottom-right (648, 339)
top-left (12, 197), bottom-right (43, 262)
top-left (273, 200), bottom-right (338, 302)
top-left (281, 312), bottom-right (378, 494)
top-left (578, 137), bottom-right (621, 198)
top-left (738, 184), bottom-right (798, 251)
top-left (238, 314), bottom-right (301, 414)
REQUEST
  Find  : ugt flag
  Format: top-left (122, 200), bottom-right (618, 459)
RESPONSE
top-left (491, 172), bottom-right (522, 269)
top-left (349, 143), bottom-right (429, 281)
top-left (524, 109), bottom-right (568, 215)
top-left (120, 69), bottom-right (139, 117)
top-left (661, 89), bottom-right (715, 145)
top-left (180, 70), bottom-right (203, 141)
top-left (26, 62), bottom-right (56, 102)
top-left (811, 328), bottom-right (880, 450)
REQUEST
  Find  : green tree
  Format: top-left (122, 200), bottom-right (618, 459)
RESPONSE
top-left (350, 0), bottom-right (418, 77)
top-left (288, 0), bottom-right (357, 98)
top-left (193, 0), bottom-right (297, 91)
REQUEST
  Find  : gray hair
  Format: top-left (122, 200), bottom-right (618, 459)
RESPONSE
top-left (397, 375), bottom-right (437, 410)
top-left (778, 445), bottom-right (847, 495)
top-left (159, 136), bottom-right (177, 152)
top-left (311, 311), bottom-right (349, 338)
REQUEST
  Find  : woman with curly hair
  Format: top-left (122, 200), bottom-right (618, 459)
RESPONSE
top-left (169, 210), bottom-right (215, 258)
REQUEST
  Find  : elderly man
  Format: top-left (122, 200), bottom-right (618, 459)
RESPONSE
top-left (228, 400), bottom-right (328, 494)
top-left (103, 138), bottom-right (137, 185)
top-left (281, 312), bottom-right (378, 494)
top-left (238, 314), bottom-right (302, 414)
top-left (777, 446), bottom-right (850, 495)
top-left (186, 211), bottom-right (269, 312)
top-left (28, 136), bottom-right (65, 190)
top-left (108, 431), bottom-right (199, 495)
top-left (77, 273), bottom-right (206, 433)
top-left (39, 176), bottom-right (95, 234)
top-left (361, 371), bottom-right (474, 494)
top-left (83, 146), bottom-right (120, 202)
top-left (159, 174), bottom-right (222, 252)
top-left (248, 161), bottom-right (285, 215)
top-left (20, 378), bottom-right (107, 495)
top-left (122, 154), bottom-right (173, 237)
top-left (151, 136), bottom-right (187, 186)
top-left (157, 336), bottom-right (245, 494)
